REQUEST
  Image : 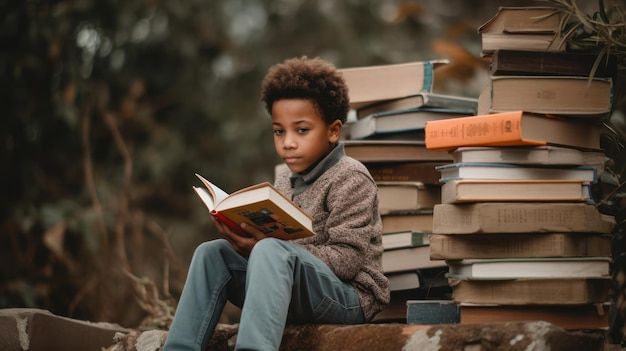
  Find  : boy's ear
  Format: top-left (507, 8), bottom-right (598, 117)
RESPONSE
top-left (328, 120), bottom-right (342, 142)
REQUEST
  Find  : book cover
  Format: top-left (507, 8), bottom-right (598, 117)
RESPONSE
top-left (490, 50), bottom-right (617, 77)
top-left (406, 300), bottom-right (459, 325)
top-left (449, 146), bottom-right (600, 166)
top-left (381, 212), bottom-right (434, 233)
top-left (432, 202), bottom-right (614, 234)
top-left (429, 233), bottom-right (612, 260)
top-left (424, 111), bottom-right (602, 151)
top-left (440, 179), bottom-right (591, 204)
top-left (338, 60), bottom-right (449, 109)
top-left (386, 270), bottom-right (421, 291)
top-left (383, 230), bottom-right (429, 251)
top-left (447, 257), bottom-right (611, 280)
top-left (478, 7), bottom-right (563, 34)
top-left (355, 92), bottom-right (478, 119)
top-left (193, 173), bottom-right (315, 240)
top-left (383, 245), bottom-right (446, 273)
top-left (449, 277), bottom-right (611, 305)
top-left (343, 140), bottom-right (453, 163)
top-left (377, 181), bottom-right (441, 214)
top-left (478, 7), bottom-right (565, 56)
top-left (352, 129), bottom-right (427, 142)
top-left (436, 162), bottom-right (598, 184)
top-left (478, 75), bottom-right (613, 118)
top-left (349, 107), bottom-right (475, 140)
top-left (459, 303), bottom-right (610, 330)
top-left (366, 161), bottom-right (447, 185)
top-left (480, 33), bottom-right (566, 57)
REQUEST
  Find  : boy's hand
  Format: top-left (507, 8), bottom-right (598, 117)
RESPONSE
top-left (212, 218), bottom-right (266, 256)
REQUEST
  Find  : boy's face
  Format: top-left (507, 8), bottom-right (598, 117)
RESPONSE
top-left (271, 98), bottom-right (341, 173)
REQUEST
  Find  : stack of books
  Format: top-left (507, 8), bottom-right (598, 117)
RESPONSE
top-left (339, 60), bottom-right (480, 323)
top-left (422, 5), bottom-right (617, 330)
top-left (340, 60), bottom-right (477, 141)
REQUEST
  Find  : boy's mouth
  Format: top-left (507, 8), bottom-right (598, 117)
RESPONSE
top-left (283, 157), bottom-right (299, 164)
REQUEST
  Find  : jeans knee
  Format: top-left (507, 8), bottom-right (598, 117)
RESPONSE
top-left (193, 239), bottom-right (230, 260)
top-left (249, 238), bottom-right (289, 261)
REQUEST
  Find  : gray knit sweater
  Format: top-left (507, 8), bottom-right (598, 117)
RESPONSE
top-left (274, 147), bottom-right (390, 321)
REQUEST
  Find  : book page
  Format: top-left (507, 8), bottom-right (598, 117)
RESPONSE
top-left (195, 173), bottom-right (230, 205)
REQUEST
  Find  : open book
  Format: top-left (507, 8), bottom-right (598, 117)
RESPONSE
top-left (193, 173), bottom-right (315, 240)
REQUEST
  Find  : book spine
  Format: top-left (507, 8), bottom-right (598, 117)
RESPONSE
top-left (424, 111), bottom-right (543, 150)
top-left (367, 163), bottom-right (443, 184)
top-left (423, 61), bottom-right (434, 93)
top-left (490, 50), bottom-right (616, 77)
top-left (428, 233), bottom-right (611, 260)
top-left (210, 210), bottom-right (247, 236)
top-left (412, 232), bottom-right (429, 247)
top-left (406, 301), bottom-right (459, 325)
top-left (432, 203), bottom-right (614, 234)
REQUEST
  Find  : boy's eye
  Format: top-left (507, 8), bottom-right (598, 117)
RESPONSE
top-left (273, 129), bottom-right (284, 136)
top-left (297, 128), bottom-right (309, 134)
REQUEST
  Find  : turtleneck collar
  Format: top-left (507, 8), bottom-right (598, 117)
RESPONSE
top-left (289, 142), bottom-right (345, 197)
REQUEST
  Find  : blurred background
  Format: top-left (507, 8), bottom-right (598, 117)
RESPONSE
top-left (1, 0), bottom-right (625, 330)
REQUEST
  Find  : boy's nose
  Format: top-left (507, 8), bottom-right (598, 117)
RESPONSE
top-left (283, 134), bottom-right (297, 149)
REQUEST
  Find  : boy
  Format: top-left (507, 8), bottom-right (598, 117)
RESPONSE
top-left (164, 56), bottom-right (389, 351)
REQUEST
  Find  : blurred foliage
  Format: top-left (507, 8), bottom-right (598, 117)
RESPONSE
top-left (1, 0), bottom-right (625, 333)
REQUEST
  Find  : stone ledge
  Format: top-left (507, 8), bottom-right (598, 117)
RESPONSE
top-left (0, 308), bottom-right (131, 351)
top-left (0, 308), bottom-right (616, 351)
top-left (109, 321), bottom-right (609, 351)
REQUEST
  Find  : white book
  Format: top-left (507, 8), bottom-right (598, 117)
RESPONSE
top-left (436, 162), bottom-right (597, 183)
top-left (386, 270), bottom-right (421, 291)
top-left (383, 245), bottom-right (446, 273)
top-left (382, 230), bottom-right (429, 250)
top-left (449, 146), bottom-right (595, 166)
top-left (447, 257), bottom-right (611, 279)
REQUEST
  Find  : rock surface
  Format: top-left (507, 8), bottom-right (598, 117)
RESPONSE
top-left (0, 308), bottom-right (130, 351)
top-left (110, 320), bottom-right (608, 351)
top-left (0, 308), bottom-right (614, 351)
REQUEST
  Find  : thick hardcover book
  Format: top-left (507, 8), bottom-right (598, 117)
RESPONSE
top-left (366, 161), bottom-right (447, 185)
top-left (377, 181), bottom-right (441, 214)
top-left (381, 212), bottom-right (434, 233)
top-left (383, 245), bottom-right (446, 273)
top-left (459, 303), bottom-right (611, 330)
top-left (349, 107), bottom-right (474, 140)
top-left (355, 92), bottom-right (478, 120)
top-left (193, 173), bottom-right (315, 240)
top-left (386, 270), bottom-right (421, 291)
top-left (447, 257), bottom-right (611, 280)
top-left (478, 7), bottom-right (565, 56)
top-left (432, 202), bottom-right (614, 234)
top-left (338, 60), bottom-right (448, 109)
top-left (449, 277), bottom-right (611, 305)
top-left (429, 233), bottom-right (612, 260)
top-left (490, 50), bottom-right (617, 77)
top-left (343, 140), bottom-right (453, 162)
top-left (436, 162), bottom-right (597, 184)
top-left (352, 129), bottom-right (427, 142)
top-left (478, 75), bottom-right (613, 118)
top-left (424, 111), bottom-right (602, 151)
top-left (383, 230), bottom-right (429, 251)
top-left (449, 146), bottom-right (603, 166)
top-left (440, 179), bottom-right (591, 204)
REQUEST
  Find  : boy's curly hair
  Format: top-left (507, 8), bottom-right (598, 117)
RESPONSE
top-left (260, 56), bottom-right (349, 125)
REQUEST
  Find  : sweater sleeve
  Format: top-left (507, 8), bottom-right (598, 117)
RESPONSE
top-left (298, 169), bottom-right (382, 280)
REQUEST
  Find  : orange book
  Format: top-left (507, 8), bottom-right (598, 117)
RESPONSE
top-left (424, 111), bottom-right (601, 150)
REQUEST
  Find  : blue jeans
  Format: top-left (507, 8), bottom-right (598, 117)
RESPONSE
top-left (163, 238), bottom-right (365, 351)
